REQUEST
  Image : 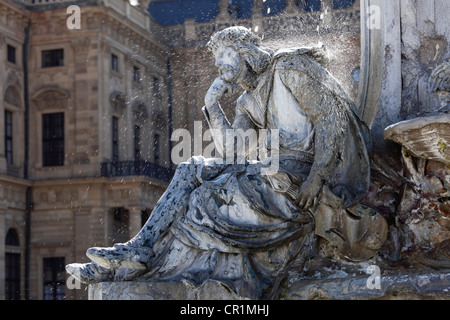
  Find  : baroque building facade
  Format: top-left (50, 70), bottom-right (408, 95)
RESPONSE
top-left (0, 0), bottom-right (360, 300)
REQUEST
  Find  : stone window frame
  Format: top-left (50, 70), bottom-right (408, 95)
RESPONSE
top-left (132, 65), bottom-right (141, 84)
top-left (42, 257), bottom-right (66, 300)
top-left (5, 38), bottom-right (22, 70)
top-left (31, 88), bottom-right (70, 169)
top-left (4, 226), bottom-right (24, 300)
top-left (110, 48), bottom-right (124, 78)
top-left (34, 43), bottom-right (69, 73)
top-left (131, 101), bottom-right (149, 161)
top-left (109, 91), bottom-right (127, 163)
top-left (130, 57), bottom-right (147, 89)
top-left (4, 109), bottom-right (13, 165)
top-left (3, 85), bottom-right (24, 171)
top-left (41, 48), bottom-right (64, 69)
top-left (7, 44), bottom-right (16, 64)
top-left (41, 112), bottom-right (65, 167)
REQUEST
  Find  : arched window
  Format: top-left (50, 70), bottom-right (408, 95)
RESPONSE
top-left (5, 228), bottom-right (21, 300)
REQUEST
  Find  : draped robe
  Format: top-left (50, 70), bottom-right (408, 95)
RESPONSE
top-left (141, 49), bottom-right (372, 299)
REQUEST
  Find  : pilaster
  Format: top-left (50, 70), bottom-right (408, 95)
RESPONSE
top-left (127, 206), bottom-right (143, 239)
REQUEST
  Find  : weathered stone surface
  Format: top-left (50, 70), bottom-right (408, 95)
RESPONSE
top-left (90, 271), bottom-right (450, 300)
top-left (384, 114), bottom-right (450, 164)
top-left (281, 271), bottom-right (450, 300)
top-left (89, 279), bottom-right (247, 300)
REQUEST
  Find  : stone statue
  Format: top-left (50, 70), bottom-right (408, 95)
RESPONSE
top-left (428, 57), bottom-right (450, 112)
top-left (67, 27), bottom-right (387, 299)
top-left (417, 54), bottom-right (450, 116)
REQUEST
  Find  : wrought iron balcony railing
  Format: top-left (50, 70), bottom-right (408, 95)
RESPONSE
top-left (100, 160), bottom-right (174, 183)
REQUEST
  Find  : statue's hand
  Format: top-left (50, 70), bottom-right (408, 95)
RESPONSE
top-left (205, 77), bottom-right (236, 107)
top-left (296, 174), bottom-right (323, 211)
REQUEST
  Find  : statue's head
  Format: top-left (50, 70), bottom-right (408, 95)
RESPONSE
top-left (208, 27), bottom-right (272, 83)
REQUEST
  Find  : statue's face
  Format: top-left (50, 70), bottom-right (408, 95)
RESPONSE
top-left (214, 45), bottom-right (247, 84)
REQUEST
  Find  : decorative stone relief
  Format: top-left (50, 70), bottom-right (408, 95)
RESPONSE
top-left (32, 88), bottom-right (70, 110)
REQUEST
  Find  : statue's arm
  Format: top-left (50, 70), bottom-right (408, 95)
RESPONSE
top-left (278, 69), bottom-right (343, 209)
top-left (202, 77), bottom-right (257, 158)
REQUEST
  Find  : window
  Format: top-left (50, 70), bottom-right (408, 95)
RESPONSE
top-left (112, 116), bottom-right (119, 162)
top-left (5, 110), bottom-right (13, 165)
top-left (153, 77), bottom-right (160, 94)
top-left (133, 66), bottom-right (141, 83)
top-left (42, 113), bottom-right (65, 167)
top-left (111, 54), bottom-right (119, 72)
top-left (141, 209), bottom-right (151, 227)
top-left (134, 126), bottom-right (141, 161)
top-left (154, 133), bottom-right (160, 165)
top-left (6, 228), bottom-right (20, 246)
top-left (43, 257), bottom-right (65, 300)
top-left (42, 49), bottom-right (64, 68)
top-left (7, 45), bottom-right (16, 64)
top-left (5, 253), bottom-right (21, 300)
top-left (113, 207), bottom-right (129, 224)
top-left (5, 229), bottom-right (21, 300)
top-left (112, 208), bottom-right (129, 244)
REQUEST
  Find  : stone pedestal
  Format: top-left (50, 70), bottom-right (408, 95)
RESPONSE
top-left (282, 271), bottom-right (450, 300)
top-left (89, 279), bottom-right (247, 300)
top-left (89, 271), bottom-right (450, 300)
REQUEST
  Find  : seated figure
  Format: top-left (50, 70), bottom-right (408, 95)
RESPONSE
top-left (67, 27), bottom-right (385, 299)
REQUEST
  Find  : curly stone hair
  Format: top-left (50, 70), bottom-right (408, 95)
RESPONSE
top-left (207, 26), bottom-right (274, 74)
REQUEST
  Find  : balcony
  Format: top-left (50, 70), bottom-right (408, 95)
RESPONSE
top-left (100, 160), bottom-right (174, 183)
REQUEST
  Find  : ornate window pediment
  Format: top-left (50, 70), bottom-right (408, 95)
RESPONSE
top-left (32, 88), bottom-right (70, 111)
top-left (110, 91), bottom-right (127, 115)
top-left (151, 108), bottom-right (166, 124)
top-left (132, 101), bottom-right (148, 123)
top-left (4, 86), bottom-right (21, 107)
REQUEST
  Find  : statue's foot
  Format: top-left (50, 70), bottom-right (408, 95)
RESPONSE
top-left (86, 244), bottom-right (154, 270)
top-left (66, 262), bottom-right (114, 284)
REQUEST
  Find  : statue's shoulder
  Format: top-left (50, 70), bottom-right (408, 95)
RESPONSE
top-left (273, 47), bottom-right (328, 73)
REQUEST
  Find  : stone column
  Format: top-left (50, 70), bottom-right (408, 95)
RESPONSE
top-left (89, 207), bottom-right (109, 247)
top-left (127, 207), bottom-right (143, 239)
top-left (74, 207), bottom-right (91, 264)
top-left (184, 18), bottom-right (196, 41)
